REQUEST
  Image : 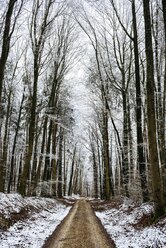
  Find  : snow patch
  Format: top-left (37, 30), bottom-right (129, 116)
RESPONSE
top-left (96, 202), bottom-right (166, 248)
top-left (0, 193), bottom-right (71, 247)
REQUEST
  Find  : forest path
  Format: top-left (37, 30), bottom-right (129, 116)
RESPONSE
top-left (43, 199), bottom-right (115, 248)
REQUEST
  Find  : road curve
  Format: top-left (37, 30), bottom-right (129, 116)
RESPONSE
top-left (43, 199), bottom-right (115, 248)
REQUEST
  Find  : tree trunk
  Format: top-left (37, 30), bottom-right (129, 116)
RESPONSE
top-left (2, 89), bottom-right (12, 192)
top-left (18, 53), bottom-right (39, 196)
top-left (18, 0), bottom-right (54, 196)
top-left (63, 138), bottom-right (66, 196)
top-left (68, 146), bottom-right (76, 196)
top-left (0, 0), bottom-right (17, 102)
top-left (143, 0), bottom-right (164, 217)
top-left (43, 120), bottom-right (53, 181)
top-left (90, 135), bottom-right (98, 198)
top-left (30, 115), bottom-right (42, 195)
top-left (0, 0), bottom-right (18, 192)
top-left (51, 123), bottom-right (58, 196)
top-left (162, 0), bottom-right (166, 203)
top-left (34, 117), bottom-right (48, 192)
top-left (57, 128), bottom-right (63, 198)
top-left (7, 90), bottom-right (25, 193)
top-left (132, 0), bottom-right (149, 201)
top-left (127, 95), bottom-right (134, 184)
top-left (122, 90), bottom-right (129, 197)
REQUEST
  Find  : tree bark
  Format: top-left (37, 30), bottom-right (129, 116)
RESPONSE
top-left (0, 0), bottom-right (18, 103)
top-left (143, 0), bottom-right (164, 217)
top-left (0, 0), bottom-right (18, 192)
top-left (132, 0), bottom-right (149, 201)
top-left (18, 0), bottom-right (55, 196)
top-left (68, 146), bottom-right (76, 196)
top-left (162, 0), bottom-right (166, 203)
top-left (122, 90), bottom-right (129, 197)
top-left (90, 132), bottom-right (98, 198)
top-left (57, 128), bottom-right (63, 198)
top-left (7, 90), bottom-right (25, 193)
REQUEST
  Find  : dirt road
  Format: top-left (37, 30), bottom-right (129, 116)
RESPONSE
top-left (43, 199), bottom-right (115, 248)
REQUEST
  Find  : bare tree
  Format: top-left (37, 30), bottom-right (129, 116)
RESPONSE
top-left (109, 0), bottom-right (149, 201)
top-left (0, 0), bottom-right (24, 104)
top-left (0, 0), bottom-right (24, 192)
top-left (162, 0), bottom-right (166, 202)
top-left (18, 0), bottom-right (65, 196)
top-left (142, 0), bottom-right (164, 217)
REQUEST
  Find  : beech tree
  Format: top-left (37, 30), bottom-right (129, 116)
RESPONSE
top-left (142, 0), bottom-right (164, 217)
top-left (89, 127), bottom-right (99, 198)
top-left (0, 0), bottom-right (24, 192)
top-left (18, 0), bottom-right (65, 196)
top-left (68, 145), bottom-right (77, 196)
top-left (7, 88), bottom-right (25, 193)
top-left (0, 0), bottom-right (166, 208)
top-left (0, 0), bottom-right (24, 104)
top-left (162, 0), bottom-right (166, 202)
top-left (109, 0), bottom-right (149, 201)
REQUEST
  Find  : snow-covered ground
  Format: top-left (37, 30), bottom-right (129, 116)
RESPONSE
top-left (0, 194), bottom-right (166, 248)
top-left (0, 193), bottom-right (71, 247)
top-left (96, 200), bottom-right (166, 248)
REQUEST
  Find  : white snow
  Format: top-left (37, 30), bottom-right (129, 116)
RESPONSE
top-left (1, 194), bottom-right (166, 248)
top-left (0, 193), bottom-right (71, 248)
top-left (96, 200), bottom-right (166, 248)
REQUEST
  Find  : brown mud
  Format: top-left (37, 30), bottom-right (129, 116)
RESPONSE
top-left (43, 199), bottom-right (115, 248)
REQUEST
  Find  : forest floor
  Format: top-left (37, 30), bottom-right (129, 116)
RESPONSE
top-left (0, 194), bottom-right (166, 247)
top-left (43, 199), bottom-right (115, 248)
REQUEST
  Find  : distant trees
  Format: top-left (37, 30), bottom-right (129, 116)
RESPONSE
top-left (71, 0), bottom-right (166, 216)
top-left (0, 0), bottom-right (165, 217)
top-left (0, 0), bottom-right (24, 192)
top-left (0, 0), bottom-right (80, 198)
top-left (110, 0), bottom-right (149, 202)
top-left (19, 0), bottom-right (66, 196)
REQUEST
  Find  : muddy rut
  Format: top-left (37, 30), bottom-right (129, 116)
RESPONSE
top-left (43, 199), bottom-right (115, 248)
